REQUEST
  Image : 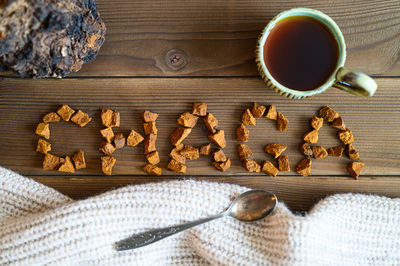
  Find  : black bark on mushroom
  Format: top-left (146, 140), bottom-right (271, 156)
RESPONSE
top-left (0, 0), bottom-right (106, 78)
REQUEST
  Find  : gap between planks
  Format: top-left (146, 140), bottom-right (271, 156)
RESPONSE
top-left (30, 175), bottom-right (400, 212)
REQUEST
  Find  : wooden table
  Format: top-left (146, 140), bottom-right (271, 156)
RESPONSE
top-left (1, 0), bottom-right (399, 212)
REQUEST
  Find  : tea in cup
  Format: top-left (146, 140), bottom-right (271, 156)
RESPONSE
top-left (256, 8), bottom-right (377, 99)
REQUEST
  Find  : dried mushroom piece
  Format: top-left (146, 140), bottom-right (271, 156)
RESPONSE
top-left (99, 142), bottom-right (116, 155)
top-left (236, 124), bottom-right (249, 142)
top-left (319, 106), bottom-right (339, 122)
top-left (170, 127), bottom-right (191, 146)
top-left (312, 146), bottom-right (328, 159)
top-left (72, 150), bottom-right (86, 170)
top-left (338, 129), bottom-right (354, 145)
top-left (299, 143), bottom-right (313, 157)
top-left (180, 145), bottom-right (199, 160)
top-left (276, 112), bottom-right (288, 132)
top-left (303, 129), bottom-right (319, 143)
top-left (265, 105), bottom-right (277, 120)
top-left (242, 109), bottom-right (256, 126)
top-left (57, 105), bottom-right (75, 122)
top-left (346, 144), bottom-right (360, 160)
top-left (265, 144), bottom-right (287, 158)
top-left (311, 116), bottom-right (323, 130)
top-left (36, 139), bottom-right (51, 154)
top-left (101, 156), bottom-right (116, 176)
top-left (177, 112), bottom-right (199, 128)
top-left (251, 103), bottom-right (266, 118)
top-left (144, 134), bottom-right (157, 154)
top-left (192, 103), bottom-right (207, 116)
top-left (262, 161), bottom-right (279, 177)
top-left (169, 146), bottom-right (186, 164)
top-left (35, 123), bottom-right (50, 139)
top-left (296, 157), bottom-right (312, 177)
top-left (143, 122), bottom-right (158, 135)
top-left (328, 146), bottom-right (344, 157)
top-left (238, 144), bottom-right (253, 161)
top-left (127, 130), bottom-right (144, 147)
top-left (199, 143), bottom-right (211, 155)
top-left (242, 159), bottom-right (261, 173)
top-left (278, 155), bottom-right (290, 172)
top-left (101, 108), bottom-right (120, 128)
top-left (43, 112), bottom-right (60, 123)
top-left (114, 133), bottom-right (126, 149)
top-left (347, 162), bottom-right (364, 179)
top-left (213, 149), bottom-right (227, 162)
top-left (100, 127), bottom-right (114, 143)
top-left (71, 110), bottom-right (92, 127)
top-left (142, 111), bottom-right (159, 122)
top-left (330, 117), bottom-right (346, 130)
top-left (208, 130), bottom-right (226, 148)
top-left (0, 0), bottom-right (105, 77)
top-left (212, 158), bottom-right (231, 172)
top-left (143, 164), bottom-right (162, 176)
top-left (168, 159), bottom-right (187, 173)
top-left (43, 153), bottom-right (64, 170)
top-left (146, 151), bottom-right (160, 165)
top-left (58, 156), bottom-right (75, 174)
top-left (203, 113), bottom-right (218, 133)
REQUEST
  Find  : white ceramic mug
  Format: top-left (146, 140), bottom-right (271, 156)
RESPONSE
top-left (256, 8), bottom-right (377, 99)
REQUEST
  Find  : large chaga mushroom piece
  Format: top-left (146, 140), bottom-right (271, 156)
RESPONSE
top-left (0, 0), bottom-right (106, 78)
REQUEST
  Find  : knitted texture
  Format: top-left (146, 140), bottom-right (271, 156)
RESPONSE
top-left (0, 167), bottom-right (399, 265)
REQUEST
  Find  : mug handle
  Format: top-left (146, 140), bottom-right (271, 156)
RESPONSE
top-left (333, 67), bottom-right (377, 96)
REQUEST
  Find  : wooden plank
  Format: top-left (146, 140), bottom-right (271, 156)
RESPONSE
top-left (2, 1), bottom-right (399, 77)
top-left (62, 0), bottom-right (400, 76)
top-left (30, 175), bottom-right (400, 212)
top-left (0, 77), bottom-right (399, 177)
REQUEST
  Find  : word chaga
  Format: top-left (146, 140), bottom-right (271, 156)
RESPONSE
top-left (237, 103), bottom-right (290, 175)
top-left (35, 104), bottom-right (90, 174)
top-left (168, 102), bottom-right (230, 173)
top-left (298, 106), bottom-right (363, 178)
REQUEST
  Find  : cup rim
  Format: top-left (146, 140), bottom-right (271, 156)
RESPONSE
top-left (256, 8), bottom-right (346, 98)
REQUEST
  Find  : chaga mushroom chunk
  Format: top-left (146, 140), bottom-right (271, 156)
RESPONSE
top-left (0, 0), bottom-right (106, 78)
top-left (127, 130), bottom-right (144, 147)
top-left (143, 164), bottom-right (162, 176)
top-left (142, 111), bottom-right (159, 122)
top-left (72, 150), bottom-right (86, 170)
top-left (71, 110), bottom-right (92, 127)
top-left (199, 143), bottom-right (211, 155)
top-left (180, 145), bottom-right (199, 160)
top-left (236, 124), bottom-right (249, 142)
top-left (102, 156), bottom-right (116, 176)
top-left (101, 108), bottom-right (120, 128)
top-left (146, 151), bottom-right (160, 165)
top-left (178, 112), bottom-right (199, 128)
top-left (208, 130), bottom-right (226, 148)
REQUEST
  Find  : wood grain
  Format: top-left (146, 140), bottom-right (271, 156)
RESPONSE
top-left (2, 1), bottom-right (399, 77)
top-left (31, 175), bottom-right (400, 212)
top-left (0, 77), bottom-right (399, 177)
top-left (70, 0), bottom-right (400, 76)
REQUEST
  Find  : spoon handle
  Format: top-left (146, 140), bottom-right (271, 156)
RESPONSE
top-left (115, 213), bottom-right (225, 251)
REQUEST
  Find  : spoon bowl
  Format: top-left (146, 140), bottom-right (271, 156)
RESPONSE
top-left (228, 190), bottom-right (277, 221)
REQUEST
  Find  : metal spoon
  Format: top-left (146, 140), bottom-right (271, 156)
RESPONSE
top-left (115, 189), bottom-right (277, 251)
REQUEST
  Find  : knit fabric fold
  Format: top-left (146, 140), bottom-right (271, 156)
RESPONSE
top-left (0, 166), bottom-right (399, 265)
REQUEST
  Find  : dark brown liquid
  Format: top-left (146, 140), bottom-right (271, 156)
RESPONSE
top-left (264, 16), bottom-right (339, 91)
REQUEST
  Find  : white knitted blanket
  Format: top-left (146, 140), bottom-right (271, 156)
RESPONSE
top-left (1, 167), bottom-right (399, 265)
